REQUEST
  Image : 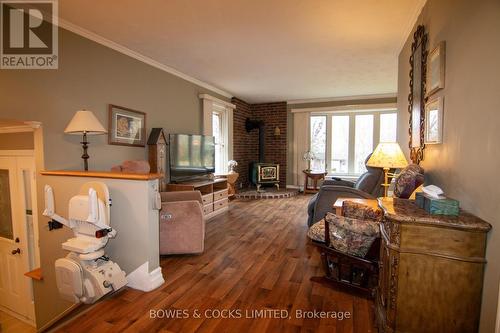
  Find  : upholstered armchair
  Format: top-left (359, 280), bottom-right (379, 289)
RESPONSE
top-left (307, 154), bottom-right (387, 226)
top-left (159, 191), bottom-right (205, 255)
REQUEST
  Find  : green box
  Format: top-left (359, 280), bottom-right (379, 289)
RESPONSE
top-left (415, 192), bottom-right (460, 216)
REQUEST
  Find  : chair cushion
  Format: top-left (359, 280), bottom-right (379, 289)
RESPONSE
top-left (342, 201), bottom-right (383, 222)
top-left (308, 213), bottom-right (380, 257)
top-left (393, 164), bottom-right (425, 199)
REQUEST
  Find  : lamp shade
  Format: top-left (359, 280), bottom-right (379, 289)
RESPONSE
top-left (64, 110), bottom-right (107, 135)
top-left (366, 143), bottom-right (408, 169)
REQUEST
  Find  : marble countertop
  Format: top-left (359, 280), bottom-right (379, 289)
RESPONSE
top-left (378, 197), bottom-right (492, 232)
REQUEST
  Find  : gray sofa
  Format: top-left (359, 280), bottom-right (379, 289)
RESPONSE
top-left (307, 154), bottom-right (386, 226)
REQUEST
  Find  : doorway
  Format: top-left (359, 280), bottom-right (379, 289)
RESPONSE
top-left (0, 122), bottom-right (40, 329)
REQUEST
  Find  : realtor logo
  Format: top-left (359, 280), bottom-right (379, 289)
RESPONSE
top-left (1, 0), bottom-right (58, 69)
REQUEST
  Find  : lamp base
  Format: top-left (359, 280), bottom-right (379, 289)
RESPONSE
top-left (382, 167), bottom-right (390, 197)
top-left (81, 132), bottom-right (89, 171)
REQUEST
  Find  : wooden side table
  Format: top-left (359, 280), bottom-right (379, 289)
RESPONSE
top-left (302, 170), bottom-right (327, 194)
top-left (333, 197), bottom-right (379, 215)
top-left (218, 172), bottom-right (239, 199)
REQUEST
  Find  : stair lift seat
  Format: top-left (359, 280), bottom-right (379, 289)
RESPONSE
top-left (43, 182), bottom-right (127, 304)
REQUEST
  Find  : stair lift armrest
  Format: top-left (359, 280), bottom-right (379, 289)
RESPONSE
top-left (43, 185), bottom-right (72, 227)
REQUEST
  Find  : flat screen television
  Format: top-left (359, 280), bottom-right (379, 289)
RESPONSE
top-left (169, 134), bottom-right (215, 182)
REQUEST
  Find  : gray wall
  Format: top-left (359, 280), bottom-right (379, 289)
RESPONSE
top-left (0, 26), bottom-right (229, 329)
top-left (0, 27), bottom-right (229, 171)
top-left (286, 97), bottom-right (397, 184)
top-left (397, 1), bottom-right (500, 332)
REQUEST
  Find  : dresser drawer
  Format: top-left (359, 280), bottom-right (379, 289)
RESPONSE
top-left (213, 198), bottom-right (228, 211)
top-left (203, 203), bottom-right (214, 215)
top-left (213, 189), bottom-right (228, 201)
top-left (202, 193), bottom-right (213, 205)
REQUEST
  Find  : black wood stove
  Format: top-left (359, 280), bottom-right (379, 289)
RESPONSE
top-left (246, 118), bottom-right (280, 192)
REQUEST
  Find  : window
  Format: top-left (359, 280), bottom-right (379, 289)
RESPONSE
top-left (211, 105), bottom-right (229, 174)
top-left (212, 111), bottom-right (223, 173)
top-left (310, 109), bottom-right (397, 176)
top-left (200, 94), bottom-right (235, 175)
top-left (310, 116), bottom-right (326, 171)
top-left (354, 114), bottom-right (374, 174)
top-left (380, 113), bottom-right (398, 142)
top-left (331, 115), bottom-right (349, 173)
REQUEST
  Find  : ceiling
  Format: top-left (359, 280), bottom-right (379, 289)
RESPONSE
top-left (59, 0), bottom-right (425, 103)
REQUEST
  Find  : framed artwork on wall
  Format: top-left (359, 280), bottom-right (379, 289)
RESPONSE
top-left (427, 41), bottom-right (446, 97)
top-left (108, 104), bottom-right (147, 147)
top-left (424, 96), bottom-right (444, 144)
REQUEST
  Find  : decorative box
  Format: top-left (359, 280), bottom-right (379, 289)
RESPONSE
top-left (415, 192), bottom-right (460, 216)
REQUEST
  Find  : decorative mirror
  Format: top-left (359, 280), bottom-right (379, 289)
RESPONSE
top-left (408, 25), bottom-right (428, 164)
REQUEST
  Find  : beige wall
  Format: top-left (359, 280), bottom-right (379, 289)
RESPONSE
top-left (0, 27), bottom-right (229, 171)
top-left (397, 1), bottom-right (500, 332)
top-left (286, 97), bottom-right (397, 185)
top-left (0, 132), bottom-right (34, 150)
top-left (0, 26), bottom-right (229, 329)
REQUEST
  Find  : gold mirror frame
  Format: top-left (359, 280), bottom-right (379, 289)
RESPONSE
top-left (408, 25), bottom-right (428, 164)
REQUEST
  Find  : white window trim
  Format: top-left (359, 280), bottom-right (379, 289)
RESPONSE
top-left (199, 94), bottom-right (235, 174)
top-left (310, 108), bottom-right (397, 177)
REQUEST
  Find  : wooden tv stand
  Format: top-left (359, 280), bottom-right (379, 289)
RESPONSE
top-left (165, 178), bottom-right (229, 220)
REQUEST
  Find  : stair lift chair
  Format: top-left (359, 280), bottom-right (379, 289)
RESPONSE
top-left (43, 181), bottom-right (127, 304)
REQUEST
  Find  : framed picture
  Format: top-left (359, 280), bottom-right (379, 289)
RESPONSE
top-left (427, 41), bottom-right (445, 97)
top-left (424, 96), bottom-right (444, 144)
top-left (108, 104), bottom-right (146, 147)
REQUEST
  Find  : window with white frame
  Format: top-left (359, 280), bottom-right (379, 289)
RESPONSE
top-left (200, 94), bottom-right (234, 175)
top-left (309, 109), bottom-right (397, 176)
top-left (212, 106), bottom-right (227, 174)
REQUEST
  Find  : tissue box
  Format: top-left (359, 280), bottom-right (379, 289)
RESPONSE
top-left (415, 192), bottom-right (460, 216)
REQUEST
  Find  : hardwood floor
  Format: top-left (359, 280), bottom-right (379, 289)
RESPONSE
top-left (56, 195), bottom-right (376, 333)
top-left (0, 310), bottom-right (36, 333)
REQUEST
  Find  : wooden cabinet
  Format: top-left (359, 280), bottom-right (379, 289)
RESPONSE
top-left (376, 198), bottom-right (491, 333)
top-left (165, 178), bottom-right (229, 220)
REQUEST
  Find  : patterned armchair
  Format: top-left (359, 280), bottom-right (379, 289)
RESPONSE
top-left (308, 201), bottom-right (384, 297)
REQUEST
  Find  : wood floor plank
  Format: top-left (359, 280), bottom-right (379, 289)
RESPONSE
top-left (56, 195), bottom-right (376, 333)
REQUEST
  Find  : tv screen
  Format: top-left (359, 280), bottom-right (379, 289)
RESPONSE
top-left (169, 134), bottom-right (215, 182)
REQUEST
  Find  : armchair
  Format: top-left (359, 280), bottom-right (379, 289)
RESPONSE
top-left (307, 153), bottom-right (387, 226)
top-left (159, 191), bottom-right (205, 255)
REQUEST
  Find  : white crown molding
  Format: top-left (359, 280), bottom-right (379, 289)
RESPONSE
top-left (287, 93), bottom-right (397, 105)
top-left (57, 19), bottom-right (233, 99)
top-left (398, 0), bottom-right (427, 53)
top-left (199, 94), bottom-right (236, 109)
top-left (291, 102), bottom-right (397, 113)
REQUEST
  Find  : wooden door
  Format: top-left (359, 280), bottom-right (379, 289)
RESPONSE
top-left (0, 157), bottom-right (32, 321)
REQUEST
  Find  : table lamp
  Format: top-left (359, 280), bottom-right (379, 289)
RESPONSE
top-left (64, 110), bottom-right (107, 171)
top-left (366, 142), bottom-right (408, 197)
top-left (303, 151), bottom-right (316, 171)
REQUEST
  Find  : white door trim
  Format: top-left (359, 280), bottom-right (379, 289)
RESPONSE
top-left (0, 150), bottom-right (34, 156)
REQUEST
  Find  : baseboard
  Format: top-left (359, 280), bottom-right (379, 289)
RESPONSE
top-left (126, 262), bottom-right (165, 292)
top-left (37, 303), bottom-right (81, 333)
top-left (0, 304), bottom-right (35, 327)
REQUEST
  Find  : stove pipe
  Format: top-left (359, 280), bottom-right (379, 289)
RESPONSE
top-left (245, 118), bottom-right (265, 163)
